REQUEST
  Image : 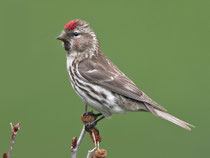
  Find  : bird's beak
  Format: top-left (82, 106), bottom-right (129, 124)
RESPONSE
top-left (56, 34), bottom-right (68, 41)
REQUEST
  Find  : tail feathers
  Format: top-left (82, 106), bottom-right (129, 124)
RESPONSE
top-left (145, 103), bottom-right (194, 131)
top-left (153, 108), bottom-right (195, 131)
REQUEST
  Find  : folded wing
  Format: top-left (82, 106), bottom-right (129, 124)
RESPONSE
top-left (78, 53), bottom-right (167, 111)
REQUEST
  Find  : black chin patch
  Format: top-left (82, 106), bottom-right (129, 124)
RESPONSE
top-left (64, 41), bottom-right (71, 51)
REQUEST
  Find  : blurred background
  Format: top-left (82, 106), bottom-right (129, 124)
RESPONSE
top-left (0, 0), bottom-right (210, 157)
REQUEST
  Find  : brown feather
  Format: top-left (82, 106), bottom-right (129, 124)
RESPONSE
top-left (78, 52), bottom-right (167, 112)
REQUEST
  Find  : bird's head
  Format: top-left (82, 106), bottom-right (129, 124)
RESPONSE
top-left (57, 19), bottom-right (99, 53)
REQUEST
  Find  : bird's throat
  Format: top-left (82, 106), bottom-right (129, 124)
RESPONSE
top-left (64, 41), bottom-right (71, 51)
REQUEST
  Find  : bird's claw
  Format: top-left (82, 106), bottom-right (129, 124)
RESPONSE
top-left (85, 121), bottom-right (97, 132)
top-left (81, 111), bottom-right (103, 132)
top-left (83, 112), bottom-right (102, 119)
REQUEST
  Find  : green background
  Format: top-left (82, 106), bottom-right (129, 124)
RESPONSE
top-left (1, 0), bottom-right (209, 157)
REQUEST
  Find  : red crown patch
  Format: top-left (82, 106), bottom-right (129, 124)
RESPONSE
top-left (64, 20), bottom-right (78, 30)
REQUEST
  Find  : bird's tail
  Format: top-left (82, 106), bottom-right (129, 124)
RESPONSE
top-left (145, 104), bottom-right (195, 131)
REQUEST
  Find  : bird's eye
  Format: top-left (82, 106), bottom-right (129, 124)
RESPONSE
top-left (73, 32), bottom-right (79, 36)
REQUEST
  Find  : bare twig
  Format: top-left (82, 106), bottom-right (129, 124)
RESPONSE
top-left (86, 131), bottom-right (97, 158)
top-left (71, 125), bottom-right (86, 158)
top-left (71, 103), bottom-right (107, 158)
top-left (86, 147), bottom-right (97, 158)
top-left (71, 104), bottom-right (87, 158)
top-left (3, 123), bottom-right (20, 158)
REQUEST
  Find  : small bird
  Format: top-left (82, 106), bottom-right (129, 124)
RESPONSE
top-left (57, 19), bottom-right (194, 131)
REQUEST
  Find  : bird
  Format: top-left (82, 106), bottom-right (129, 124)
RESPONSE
top-left (56, 19), bottom-right (194, 131)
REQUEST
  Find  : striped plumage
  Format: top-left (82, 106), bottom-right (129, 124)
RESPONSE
top-left (57, 19), bottom-right (194, 130)
top-left (67, 51), bottom-right (127, 117)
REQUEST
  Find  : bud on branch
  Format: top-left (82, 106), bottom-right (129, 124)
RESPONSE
top-left (3, 123), bottom-right (20, 158)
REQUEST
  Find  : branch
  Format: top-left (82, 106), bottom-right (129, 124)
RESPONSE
top-left (71, 125), bottom-right (86, 158)
top-left (71, 104), bottom-right (87, 158)
top-left (70, 103), bottom-right (107, 158)
top-left (86, 147), bottom-right (96, 158)
top-left (87, 129), bottom-right (108, 158)
top-left (86, 131), bottom-right (97, 158)
top-left (3, 123), bottom-right (21, 158)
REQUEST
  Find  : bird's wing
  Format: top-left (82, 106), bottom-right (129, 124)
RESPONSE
top-left (78, 54), bottom-right (166, 111)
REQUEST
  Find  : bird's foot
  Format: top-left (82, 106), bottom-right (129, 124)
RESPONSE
top-left (83, 112), bottom-right (102, 119)
top-left (81, 111), bottom-right (103, 132)
top-left (85, 122), bottom-right (97, 132)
